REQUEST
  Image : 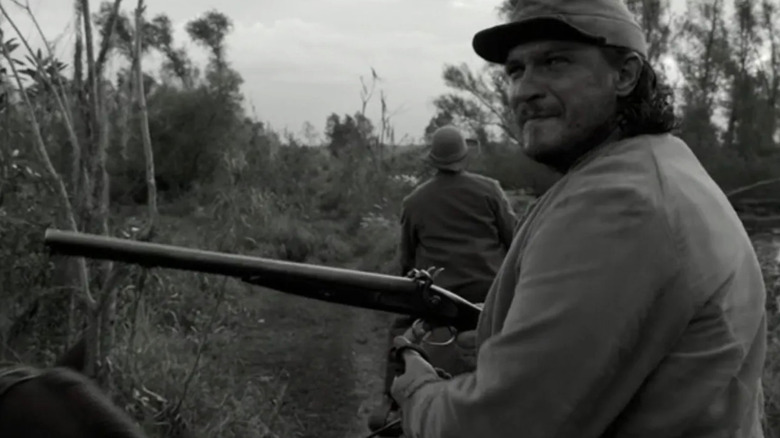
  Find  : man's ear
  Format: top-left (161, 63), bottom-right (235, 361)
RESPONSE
top-left (615, 54), bottom-right (643, 97)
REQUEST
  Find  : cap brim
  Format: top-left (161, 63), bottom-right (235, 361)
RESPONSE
top-left (472, 17), bottom-right (607, 64)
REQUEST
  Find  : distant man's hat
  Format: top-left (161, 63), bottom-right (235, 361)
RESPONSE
top-left (472, 0), bottom-right (648, 65)
top-left (424, 126), bottom-right (469, 172)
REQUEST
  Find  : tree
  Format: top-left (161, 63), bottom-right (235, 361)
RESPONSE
top-left (423, 110), bottom-right (455, 143)
top-left (673, 0), bottom-right (731, 158)
top-left (186, 10), bottom-right (240, 97)
top-left (625, 0), bottom-right (673, 66)
top-left (325, 113), bottom-right (374, 158)
top-left (430, 63), bottom-right (517, 145)
top-left (300, 121), bottom-right (320, 146)
top-left (722, 0), bottom-right (765, 158)
top-left (758, 0), bottom-right (780, 147)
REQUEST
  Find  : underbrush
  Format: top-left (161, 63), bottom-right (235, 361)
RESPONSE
top-left (108, 274), bottom-right (297, 438)
top-left (98, 186), bottom-right (411, 437)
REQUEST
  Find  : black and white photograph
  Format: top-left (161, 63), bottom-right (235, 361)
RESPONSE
top-left (0, 0), bottom-right (777, 437)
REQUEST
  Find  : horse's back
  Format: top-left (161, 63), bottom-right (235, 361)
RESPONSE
top-left (0, 366), bottom-right (84, 437)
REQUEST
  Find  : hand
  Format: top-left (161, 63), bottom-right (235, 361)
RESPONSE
top-left (454, 330), bottom-right (478, 371)
top-left (390, 347), bottom-right (439, 406)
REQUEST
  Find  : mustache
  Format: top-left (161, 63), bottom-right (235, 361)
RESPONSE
top-left (514, 105), bottom-right (558, 123)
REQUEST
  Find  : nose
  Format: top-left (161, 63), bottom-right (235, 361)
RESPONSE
top-left (508, 68), bottom-right (546, 108)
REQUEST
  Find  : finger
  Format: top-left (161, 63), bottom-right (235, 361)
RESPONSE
top-left (402, 349), bottom-right (422, 361)
top-left (456, 330), bottom-right (476, 342)
top-left (455, 330), bottom-right (477, 348)
top-left (400, 325), bottom-right (421, 344)
top-left (411, 324), bottom-right (428, 342)
top-left (409, 319), bottom-right (434, 342)
top-left (413, 318), bottom-right (435, 332)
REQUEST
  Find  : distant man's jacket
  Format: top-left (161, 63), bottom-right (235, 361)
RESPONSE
top-left (400, 171), bottom-right (518, 302)
top-left (399, 134), bottom-right (767, 438)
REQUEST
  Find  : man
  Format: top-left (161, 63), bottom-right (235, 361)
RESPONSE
top-left (400, 125), bottom-right (517, 303)
top-left (389, 1), bottom-right (768, 437)
top-left (369, 125), bottom-right (518, 430)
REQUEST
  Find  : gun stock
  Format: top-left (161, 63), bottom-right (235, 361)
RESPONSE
top-left (43, 229), bottom-right (481, 331)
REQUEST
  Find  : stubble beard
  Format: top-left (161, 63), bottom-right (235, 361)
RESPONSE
top-left (520, 116), bottom-right (620, 174)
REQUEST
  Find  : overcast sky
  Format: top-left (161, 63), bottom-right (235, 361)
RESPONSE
top-left (4, 0), bottom-right (686, 143)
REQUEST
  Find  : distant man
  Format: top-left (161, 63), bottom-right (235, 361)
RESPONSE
top-left (369, 125), bottom-right (517, 430)
top-left (400, 125), bottom-right (517, 304)
top-left (388, 0), bottom-right (767, 437)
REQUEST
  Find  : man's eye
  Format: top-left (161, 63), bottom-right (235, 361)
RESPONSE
top-left (546, 56), bottom-right (567, 66)
top-left (507, 65), bottom-right (525, 78)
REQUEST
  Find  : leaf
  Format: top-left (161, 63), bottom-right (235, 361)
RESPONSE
top-left (18, 68), bottom-right (38, 78)
top-left (4, 39), bottom-right (19, 53)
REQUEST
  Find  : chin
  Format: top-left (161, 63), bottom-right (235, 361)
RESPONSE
top-left (521, 134), bottom-right (572, 171)
top-left (522, 119), bottom-right (563, 152)
top-left (521, 135), bottom-right (564, 160)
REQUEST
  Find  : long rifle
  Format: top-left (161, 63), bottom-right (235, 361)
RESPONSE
top-left (43, 229), bottom-right (481, 331)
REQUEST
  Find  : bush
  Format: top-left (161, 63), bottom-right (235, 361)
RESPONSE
top-left (0, 158), bottom-right (61, 364)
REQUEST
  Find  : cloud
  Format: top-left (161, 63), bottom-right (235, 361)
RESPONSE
top-left (222, 17), bottom-right (463, 85)
top-left (450, 0), bottom-right (498, 10)
top-left (7, 0), bottom-right (502, 141)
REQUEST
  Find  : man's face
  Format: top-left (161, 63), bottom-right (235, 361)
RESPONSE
top-left (505, 40), bottom-right (620, 167)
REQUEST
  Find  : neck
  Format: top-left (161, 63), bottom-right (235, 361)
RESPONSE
top-left (543, 123), bottom-right (622, 174)
top-left (437, 169), bottom-right (463, 175)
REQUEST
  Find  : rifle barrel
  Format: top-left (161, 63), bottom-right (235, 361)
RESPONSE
top-left (43, 229), bottom-right (415, 293)
top-left (43, 229), bottom-right (481, 329)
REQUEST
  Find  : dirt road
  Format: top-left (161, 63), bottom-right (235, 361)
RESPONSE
top-left (235, 286), bottom-right (393, 438)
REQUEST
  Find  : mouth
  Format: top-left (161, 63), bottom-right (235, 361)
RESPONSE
top-left (520, 115), bottom-right (557, 126)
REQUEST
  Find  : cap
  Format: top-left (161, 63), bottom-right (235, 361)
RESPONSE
top-left (473, 0), bottom-right (648, 64)
top-left (424, 126), bottom-right (470, 172)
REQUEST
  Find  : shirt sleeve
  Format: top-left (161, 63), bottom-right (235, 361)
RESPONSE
top-left (398, 204), bottom-right (416, 276)
top-left (399, 182), bottom-right (683, 438)
top-left (490, 182), bottom-right (519, 250)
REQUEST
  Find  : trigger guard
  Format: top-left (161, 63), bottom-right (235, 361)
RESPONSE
top-left (421, 326), bottom-right (457, 347)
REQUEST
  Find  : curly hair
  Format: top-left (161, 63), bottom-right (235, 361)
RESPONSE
top-left (602, 46), bottom-right (680, 138)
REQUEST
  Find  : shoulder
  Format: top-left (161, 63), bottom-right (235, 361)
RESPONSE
top-left (569, 134), bottom-right (677, 203)
top-left (402, 177), bottom-right (435, 207)
top-left (462, 172), bottom-right (505, 192)
top-left (551, 135), bottom-right (679, 226)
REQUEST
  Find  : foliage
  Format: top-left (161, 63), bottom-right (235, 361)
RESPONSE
top-left (1, 0), bottom-right (780, 437)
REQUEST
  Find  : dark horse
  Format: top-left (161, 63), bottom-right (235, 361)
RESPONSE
top-left (0, 337), bottom-right (148, 438)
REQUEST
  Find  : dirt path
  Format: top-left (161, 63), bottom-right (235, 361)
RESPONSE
top-left (235, 286), bottom-right (393, 438)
